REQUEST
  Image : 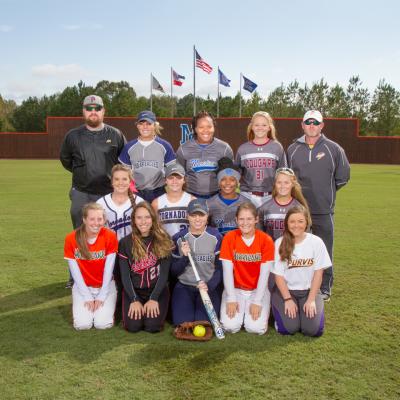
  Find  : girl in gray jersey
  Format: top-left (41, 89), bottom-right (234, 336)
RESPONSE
top-left (207, 158), bottom-right (248, 235)
top-left (258, 168), bottom-right (309, 241)
top-left (236, 111), bottom-right (287, 208)
top-left (176, 111), bottom-right (233, 199)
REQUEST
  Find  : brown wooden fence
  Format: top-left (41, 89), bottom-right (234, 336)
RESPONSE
top-left (0, 117), bottom-right (399, 164)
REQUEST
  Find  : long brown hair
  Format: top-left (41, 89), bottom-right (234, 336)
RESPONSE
top-left (111, 164), bottom-right (136, 207)
top-left (75, 203), bottom-right (106, 260)
top-left (279, 206), bottom-right (312, 262)
top-left (272, 169), bottom-right (309, 209)
top-left (235, 201), bottom-right (258, 219)
top-left (247, 111), bottom-right (277, 142)
top-left (130, 201), bottom-right (173, 261)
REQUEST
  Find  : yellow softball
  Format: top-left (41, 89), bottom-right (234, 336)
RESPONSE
top-left (193, 324), bottom-right (206, 337)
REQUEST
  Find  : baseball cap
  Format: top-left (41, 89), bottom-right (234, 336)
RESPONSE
top-left (217, 168), bottom-right (241, 184)
top-left (83, 95), bottom-right (104, 107)
top-left (303, 110), bottom-right (323, 123)
top-left (165, 163), bottom-right (185, 177)
top-left (187, 198), bottom-right (209, 215)
top-left (137, 110), bottom-right (156, 123)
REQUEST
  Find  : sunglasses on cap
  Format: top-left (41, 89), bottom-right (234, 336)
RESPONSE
top-left (84, 105), bottom-right (103, 112)
top-left (275, 167), bottom-right (295, 176)
top-left (304, 119), bottom-right (321, 126)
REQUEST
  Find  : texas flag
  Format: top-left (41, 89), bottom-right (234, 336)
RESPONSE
top-left (173, 69), bottom-right (185, 86)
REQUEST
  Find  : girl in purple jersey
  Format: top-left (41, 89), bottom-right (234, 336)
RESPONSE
top-left (258, 167), bottom-right (309, 241)
top-left (236, 111), bottom-right (287, 208)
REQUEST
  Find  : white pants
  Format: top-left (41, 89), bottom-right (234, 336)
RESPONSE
top-left (220, 288), bottom-right (271, 335)
top-left (241, 191), bottom-right (272, 208)
top-left (72, 281), bottom-right (117, 330)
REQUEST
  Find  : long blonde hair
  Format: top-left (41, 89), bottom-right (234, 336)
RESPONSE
top-left (75, 203), bottom-right (106, 260)
top-left (130, 202), bottom-right (173, 261)
top-left (272, 169), bottom-right (309, 209)
top-left (247, 111), bottom-right (277, 141)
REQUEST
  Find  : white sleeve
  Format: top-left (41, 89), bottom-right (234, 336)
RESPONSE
top-left (67, 259), bottom-right (93, 301)
top-left (96, 253), bottom-right (116, 302)
top-left (271, 238), bottom-right (285, 276)
top-left (222, 260), bottom-right (236, 302)
top-left (313, 236), bottom-right (332, 270)
top-left (253, 261), bottom-right (273, 305)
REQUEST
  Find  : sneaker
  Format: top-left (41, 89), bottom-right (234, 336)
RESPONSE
top-left (320, 292), bottom-right (331, 302)
top-left (65, 279), bottom-right (74, 289)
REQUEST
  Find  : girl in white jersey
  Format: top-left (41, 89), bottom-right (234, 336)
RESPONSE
top-left (236, 111), bottom-right (287, 208)
top-left (271, 206), bottom-right (331, 337)
top-left (152, 162), bottom-right (196, 237)
top-left (97, 164), bottom-right (144, 241)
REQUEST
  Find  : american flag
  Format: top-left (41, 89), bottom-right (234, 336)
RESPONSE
top-left (172, 69), bottom-right (185, 86)
top-left (195, 50), bottom-right (213, 74)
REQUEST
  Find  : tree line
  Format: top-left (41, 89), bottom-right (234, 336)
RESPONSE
top-left (1, 76), bottom-right (399, 135)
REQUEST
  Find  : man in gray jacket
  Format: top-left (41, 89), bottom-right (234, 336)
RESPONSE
top-left (287, 110), bottom-right (350, 301)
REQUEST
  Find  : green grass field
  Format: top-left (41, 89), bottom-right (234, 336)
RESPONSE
top-left (0, 161), bottom-right (399, 400)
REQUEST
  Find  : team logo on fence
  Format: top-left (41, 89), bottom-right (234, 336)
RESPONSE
top-left (180, 124), bottom-right (194, 144)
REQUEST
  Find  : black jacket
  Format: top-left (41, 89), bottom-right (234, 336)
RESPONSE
top-left (60, 124), bottom-right (126, 195)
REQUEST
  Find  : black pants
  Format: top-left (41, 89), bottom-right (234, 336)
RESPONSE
top-left (69, 187), bottom-right (102, 229)
top-left (311, 213), bottom-right (334, 294)
top-left (122, 287), bottom-right (169, 333)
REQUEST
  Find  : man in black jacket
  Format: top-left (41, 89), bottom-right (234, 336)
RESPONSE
top-left (60, 95), bottom-right (126, 287)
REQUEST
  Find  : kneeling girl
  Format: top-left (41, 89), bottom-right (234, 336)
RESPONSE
top-left (220, 202), bottom-right (275, 334)
top-left (118, 202), bottom-right (173, 333)
top-left (171, 198), bottom-right (223, 325)
top-left (271, 206), bottom-right (331, 337)
top-left (64, 203), bottom-right (118, 330)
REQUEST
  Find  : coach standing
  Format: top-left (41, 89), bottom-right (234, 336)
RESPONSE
top-left (60, 95), bottom-right (126, 287)
top-left (287, 110), bottom-right (350, 301)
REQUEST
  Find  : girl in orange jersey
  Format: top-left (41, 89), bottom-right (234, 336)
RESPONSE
top-left (219, 202), bottom-right (275, 334)
top-left (64, 203), bottom-right (118, 330)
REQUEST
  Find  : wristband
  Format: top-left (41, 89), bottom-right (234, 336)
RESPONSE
top-left (284, 297), bottom-right (292, 302)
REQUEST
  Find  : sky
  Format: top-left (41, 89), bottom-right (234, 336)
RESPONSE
top-left (1, 0), bottom-right (399, 104)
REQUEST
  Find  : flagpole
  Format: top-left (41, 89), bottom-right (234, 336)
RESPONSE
top-left (170, 67), bottom-right (173, 117)
top-left (150, 73), bottom-right (153, 112)
top-left (217, 66), bottom-right (220, 118)
top-left (239, 73), bottom-right (242, 117)
top-left (193, 45), bottom-right (196, 116)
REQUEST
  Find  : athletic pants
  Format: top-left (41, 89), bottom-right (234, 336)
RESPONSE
top-left (68, 187), bottom-right (102, 281)
top-left (311, 213), bottom-right (334, 294)
top-left (271, 288), bottom-right (324, 337)
top-left (122, 287), bottom-right (169, 333)
top-left (72, 281), bottom-right (117, 330)
top-left (171, 282), bottom-right (221, 325)
top-left (69, 187), bottom-right (102, 229)
top-left (220, 288), bottom-right (271, 335)
top-left (138, 186), bottom-right (166, 203)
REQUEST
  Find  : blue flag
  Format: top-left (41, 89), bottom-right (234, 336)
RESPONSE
top-left (243, 75), bottom-right (257, 93)
top-left (218, 68), bottom-right (231, 87)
